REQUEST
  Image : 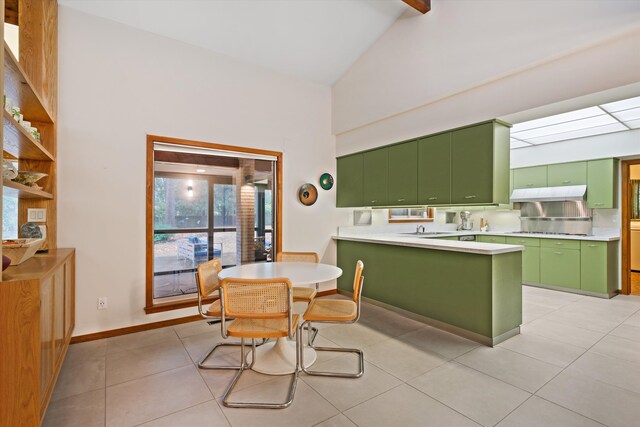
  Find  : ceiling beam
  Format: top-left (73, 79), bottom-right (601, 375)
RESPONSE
top-left (5, 0), bottom-right (19, 26)
top-left (402, 0), bottom-right (431, 14)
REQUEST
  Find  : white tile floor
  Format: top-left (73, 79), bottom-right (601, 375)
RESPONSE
top-left (43, 286), bottom-right (640, 427)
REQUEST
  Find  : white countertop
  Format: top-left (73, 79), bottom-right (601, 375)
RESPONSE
top-left (332, 234), bottom-right (524, 255)
top-left (445, 231), bottom-right (619, 242)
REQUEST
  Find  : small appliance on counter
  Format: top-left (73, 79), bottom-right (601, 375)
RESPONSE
top-left (457, 211), bottom-right (473, 230)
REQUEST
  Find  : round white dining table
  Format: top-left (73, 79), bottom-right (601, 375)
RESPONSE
top-left (218, 262), bottom-right (342, 375)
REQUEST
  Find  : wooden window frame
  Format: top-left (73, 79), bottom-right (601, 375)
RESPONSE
top-left (145, 135), bottom-right (283, 314)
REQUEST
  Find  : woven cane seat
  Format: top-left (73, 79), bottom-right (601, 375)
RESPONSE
top-left (293, 287), bottom-right (317, 303)
top-left (303, 299), bottom-right (357, 322)
top-left (227, 315), bottom-right (299, 339)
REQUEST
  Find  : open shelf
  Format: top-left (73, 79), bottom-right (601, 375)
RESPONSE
top-left (3, 179), bottom-right (53, 199)
top-left (3, 110), bottom-right (55, 161)
top-left (3, 42), bottom-right (54, 124)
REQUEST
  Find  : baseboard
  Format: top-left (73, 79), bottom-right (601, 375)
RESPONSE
top-left (317, 289), bottom-right (337, 297)
top-left (70, 290), bottom-right (337, 344)
top-left (70, 314), bottom-right (202, 344)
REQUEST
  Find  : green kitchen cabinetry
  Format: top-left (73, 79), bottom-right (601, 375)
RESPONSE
top-left (363, 148), bottom-right (388, 207)
top-left (513, 166), bottom-right (547, 189)
top-left (580, 241), bottom-right (618, 295)
top-left (540, 246), bottom-right (581, 289)
top-left (547, 162), bottom-right (587, 187)
top-left (477, 235), bottom-right (506, 244)
top-left (587, 158), bottom-right (618, 209)
top-left (506, 237), bottom-right (540, 283)
top-left (337, 239), bottom-right (522, 344)
top-left (336, 154), bottom-right (364, 207)
top-left (451, 122), bottom-right (510, 205)
top-left (417, 133), bottom-right (451, 205)
top-left (388, 141), bottom-right (418, 205)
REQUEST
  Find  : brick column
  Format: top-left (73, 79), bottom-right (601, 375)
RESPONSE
top-left (236, 159), bottom-right (255, 264)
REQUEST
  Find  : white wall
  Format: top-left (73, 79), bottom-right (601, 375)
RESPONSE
top-left (333, 0), bottom-right (640, 155)
top-left (58, 7), bottom-right (342, 336)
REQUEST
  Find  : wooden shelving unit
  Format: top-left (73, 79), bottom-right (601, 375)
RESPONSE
top-left (3, 110), bottom-right (55, 160)
top-left (3, 42), bottom-right (53, 123)
top-left (3, 178), bottom-right (53, 199)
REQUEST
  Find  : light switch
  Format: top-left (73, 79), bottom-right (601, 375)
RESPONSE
top-left (27, 208), bottom-right (46, 223)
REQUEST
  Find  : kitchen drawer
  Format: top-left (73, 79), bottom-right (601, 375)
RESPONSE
top-left (540, 247), bottom-right (581, 289)
top-left (505, 236), bottom-right (540, 247)
top-left (540, 238), bottom-right (581, 250)
top-left (477, 235), bottom-right (506, 244)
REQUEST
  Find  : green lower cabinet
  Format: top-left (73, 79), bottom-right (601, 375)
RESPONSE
top-left (540, 247), bottom-right (581, 289)
top-left (477, 235), bottom-right (506, 244)
top-left (521, 247), bottom-right (540, 283)
top-left (580, 241), bottom-right (618, 295)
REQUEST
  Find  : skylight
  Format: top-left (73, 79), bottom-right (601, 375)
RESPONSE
top-left (510, 95), bottom-right (639, 149)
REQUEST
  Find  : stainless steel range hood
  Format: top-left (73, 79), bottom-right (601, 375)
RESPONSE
top-left (510, 185), bottom-right (587, 203)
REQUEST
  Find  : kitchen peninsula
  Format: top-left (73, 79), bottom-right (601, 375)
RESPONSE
top-left (334, 234), bottom-right (524, 346)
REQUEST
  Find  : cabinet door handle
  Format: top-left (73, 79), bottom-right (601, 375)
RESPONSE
top-left (588, 244), bottom-right (597, 247)
top-left (397, 199), bottom-right (405, 202)
top-left (562, 180), bottom-right (571, 184)
top-left (594, 203), bottom-right (604, 206)
top-left (554, 242), bottom-right (564, 246)
top-left (428, 197), bottom-right (438, 200)
top-left (518, 240), bottom-right (525, 243)
top-left (525, 184), bottom-right (534, 187)
top-left (464, 195), bottom-right (477, 199)
top-left (371, 200), bottom-right (377, 204)
top-left (554, 252), bottom-right (564, 255)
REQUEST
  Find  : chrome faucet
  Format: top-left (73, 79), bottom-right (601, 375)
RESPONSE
top-left (416, 225), bottom-right (426, 234)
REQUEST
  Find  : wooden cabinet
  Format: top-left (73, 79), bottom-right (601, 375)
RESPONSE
top-left (336, 154), bottom-right (364, 207)
top-left (387, 141), bottom-right (417, 205)
top-left (451, 122), bottom-right (510, 205)
top-left (587, 158), bottom-right (617, 209)
top-left (513, 166), bottom-right (547, 189)
top-left (417, 133), bottom-right (451, 205)
top-left (363, 148), bottom-right (388, 206)
top-left (547, 162), bottom-right (587, 187)
top-left (0, 249), bottom-right (75, 426)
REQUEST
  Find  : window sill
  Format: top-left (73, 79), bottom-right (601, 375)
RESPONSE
top-left (144, 296), bottom-right (216, 314)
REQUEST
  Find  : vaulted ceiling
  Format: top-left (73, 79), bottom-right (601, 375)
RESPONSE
top-left (58, 0), bottom-right (414, 85)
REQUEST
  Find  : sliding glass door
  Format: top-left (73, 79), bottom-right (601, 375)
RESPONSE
top-left (151, 148), bottom-right (277, 302)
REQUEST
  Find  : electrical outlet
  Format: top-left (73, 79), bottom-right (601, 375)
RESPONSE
top-left (98, 297), bottom-right (108, 310)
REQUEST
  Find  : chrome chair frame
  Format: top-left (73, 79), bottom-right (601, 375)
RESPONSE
top-left (299, 273), bottom-right (365, 378)
top-left (195, 270), bottom-right (266, 370)
top-left (220, 285), bottom-right (300, 409)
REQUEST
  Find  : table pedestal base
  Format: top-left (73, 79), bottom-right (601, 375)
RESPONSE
top-left (247, 337), bottom-right (316, 375)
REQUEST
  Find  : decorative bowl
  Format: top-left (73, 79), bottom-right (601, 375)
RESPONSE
top-left (2, 238), bottom-right (44, 265)
top-left (2, 159), bottom-right (18, 180)
top-left (13, 171), bottom-right (48, 186)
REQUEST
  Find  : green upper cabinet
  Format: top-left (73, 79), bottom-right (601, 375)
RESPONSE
top-left (417, 133), bottom-right (451, 205)
top-left (363, 148), bottom-right (388, 207)
top-left (450, 122), bottom-right (510, 205)
top-left (336, 154), bottom-right (364, 207)
top-left (587, 158), bottom-right (618, 209)
top-left (513, 166), bottom-right (547, 189)
top-left (388, 141), bottom-right (418, 205)
top-left (547, 162), bottom-right (587, 187)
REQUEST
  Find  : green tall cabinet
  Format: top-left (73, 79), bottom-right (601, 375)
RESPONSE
top-left (451, 122), bottom-right (510, 205)
top-left (388, 141), bottom-right (418, 205)
top-left (417, 133), bottom-right (451, 205)
top-left (363, 148), bottom-right (388, 206)
top-left (587, 159), bottom-right (617, 208)
top-left (336, 154), bottom-right (364, 207)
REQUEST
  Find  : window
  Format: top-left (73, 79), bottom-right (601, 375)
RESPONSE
top-left (146, 136), bottom-right (282, 313)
